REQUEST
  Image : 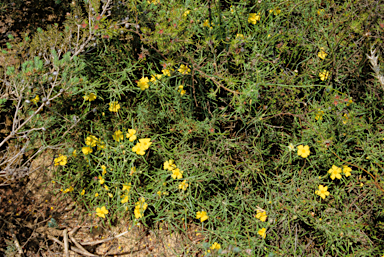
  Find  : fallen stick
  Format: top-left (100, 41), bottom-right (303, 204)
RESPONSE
top-left (47, 235), bottom-right (99, 257)
top-left (63, 229), bottom-right (69, 257)
top-left (80, 230), bottom-right (130, 246)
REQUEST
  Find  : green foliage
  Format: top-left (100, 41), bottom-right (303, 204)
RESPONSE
top-left (2, 0), bottom-right (384, 255)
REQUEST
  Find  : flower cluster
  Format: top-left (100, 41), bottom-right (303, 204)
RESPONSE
top-left (31, 95), bottom-right (39, 105)
top-left (137, 77), bottom-right (150, 90)
top-left (83, 92), bottom-right (97, 102)
top-left (319, 70), bottom-right (329, 81)
top-left (318, 47), bottom-right (328, 60)
top-left (109, 101), bottom-right (121, 112)
top-left (178, 64), bottom-right (191, 75)
top-left (178, 85), bottom-right (186, 95)
top-left (164, 159), bottom-right (183, 179)
top-left (134, 198), bottom-right (148, 219)
top-left (328, 165), bottom-right (352, 180)
top-left (179, 180), bottom-right (188, 191)
top-left (132, 138), bottom-right (152, 155)
top-left (121, 183), bottom-right (132, 204)
top-left (82, 134), bottom-right (105, 155)
top-left (62, 186), bottom-right (74, 194)
top-left (248, 13), bottom-right (261, 24)
top-left (54, 154), bottom-right (67, 166)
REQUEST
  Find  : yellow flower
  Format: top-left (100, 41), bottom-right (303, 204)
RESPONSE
top-left (109, 101), bottom-right (121, 112)
top-left (236, 33), bottom-right (244, 40)
top-left (113, 130), bottom-right (124, 142)
top-left (248, 13), bottom-right (261, 24)
top-left (157, 191), bottom-right (162, 197)
top-left (343, 165), bottom-right (352, 177)
top-left (83, 92), bottom-right (97, 101)
top-left (147, 0), bottom-right (159, 4)
top-left (134, 198), bottom-right (148, 219)
top-left (130, 167), bottom-right (136, 176)
top-left (178, 85), bottom-right (186, 95)
top-left (122, 183), bottom-right (131, 192)
top-left (315, 185), bottom-right (330, 199)
top-left (80, 189), bottom-right (85, 195)
top-left (121, 195), bottom-right (129, 203)
top-left (101, 165), bottom-right (107, 175)
top-left (139, 138), bottom-right (152, 150)
top-left (108, 193), bottom-right (113, 198)
top-left (203, 19), bottom-right (210, 27)
top-left (164, 160), bottom-right (176, 171)
top-left (137, 77), bottom-right (150, 90)
top-left (317, 9), bottom-right (325, 15)
top-left (99, 176), bottom-right (105, 185)
top-left (31, 95), bottom-right (39, 104)
top-left (171, 168), bottom-right (183, 179)
top-left (54, 154), bottom-right (67, 166)
top-left (95, 193), bottom-right (99, 197)
top-left (178, 64), bottom-right (191, 75)
top-left (96, 206), bottom-right (108, 218)
top-left (126, 129), bottom-right (137, 142)
top-left (179, 180), bottom-right (188, 191)
top-left (162, 69), bottom-right (171, 76)
top-left (132, 142), bottom-right (146, 155)
top-left (97, 140), bottom-right (105, 150)
top-left (85, 135), bottom-right (98, 147)
top-left (319, 70), bottom-right (329, 81)
top-left (258, 228), bottom-right (266, 238)
top-left (256, 210), bottom-right (268, 222)
top-left (230, 5), bottom-right (235, 13)
top-left (183, 10), bottom-right (190, 17)
top-left (150, 74), bottom-right (162, 84)
top-left (63, 186), bottom-right (74, 194)
top-left (104, 185), bottom-right (109, 191)
top-left (196, 211), bottom-right (209, 222)
top-left (72, 150), bottom-right (77, 157)
top-left (318, 47), bottom-right (327, 59)
top-left (328, 165), bottom-right (342, 180)
top-left (210, 242), bottom-right (221, 250)
top-left (297, 145), bottom-right (310, 158)
top-left (269, 8), bottom-right (281, 15)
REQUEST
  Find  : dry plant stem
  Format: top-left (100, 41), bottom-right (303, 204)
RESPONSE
top-left (11, 229), bottom-right (24, 257)
top-left (63, 229), bottom-right (69, 257)
top-left (80, 230), bottom-right (130, 246)
top-left (68, 227), bottom-right (95, 256)
top-left (331, 151), bottom-right (384, 194)
top-left (47, 235), bottom-right (99, 257)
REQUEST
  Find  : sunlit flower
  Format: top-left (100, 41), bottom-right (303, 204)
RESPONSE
top-left (150, 74), bottom-right (162, 84)
top-left (96, 206), bottom-right (108, 218)
top-left (319, 70), bottom-right (329, 81)
top-left (162, 69), bottom-right (171, 76)
top-left (99, 176), bottom-right (105, 185)
top-left (183, 10), bottom-right (190, 17)
top-left (178, 64), bottom-right (191, 75)
top-left (54, 154), bottom-right (67, 166)
top-left (108, 193), bottom-right (113, 198)
top-left (269, 8), bottom-right (281, 15)
top-left (196, 211), bottom-right (209, 222)
top-left (109, 101), bottom-right (121, 112)
top-left (132, 143), bottom-right (146, 155)
top-left (121, 195), bottom-right (129, 204)
top-left (83, 92), bottom-right (97, 101)
top-left (179, 180), bottom-right (188, 190)
top-left (297, 145), bottom-right (310, 158)
top-left (137, 77), bottom-right (150, 90)
top-left (203, 19), bottom-right (210, 27)
top-left (236, 34), bottom-right (245, 40)
top-left (134, 198), bottom-right (148, 219)
top-left (318, 47), bottom-right (327, 59)
top-left (139, 138), bottom-right (152, 150)
top-left (317, 9), bottom-right (325, 15)
top-left (113, 130), bottom-right (124, 142)
top-left (256, 210), bottom-right (268, 222)
top-left (315, 185), bottom-right (330, 199)
top-left (101, 165), bottom-right (107, 175)
top-left (328, 165), bottom-right (342, 180)
top-left (95, 193), bottom-right (99, 197)
top-left (164, 160), bottom-right (176, 171)
top-left (122, 183), bottom-right (131, 192)
top-left (80, 189), bottom-right (85, 195)
top-left (97, 140), bottom-right (105, 150)
top-left (258, 228), bottom-right (266, 238)
top-left (343, 165), bottom-right (352, 177)
top-left (171, 168), bottom-right (183, 179)
top-left (178, 85), bottom-right (186, 95)
top-left (104, 185), bottom-right (109, 191)
top-left (72, 150), bottom-right (77, 157)
top-left (85, 135), bottom-right (98, 147)
top-left (210, 242), bottom-right (221, 250)
top-left (126, 129), bottom-right (137, 142)
top-left (31, 95), bottom-right (39, 104)
top-left (248, 13), bottom-right (261, 24)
